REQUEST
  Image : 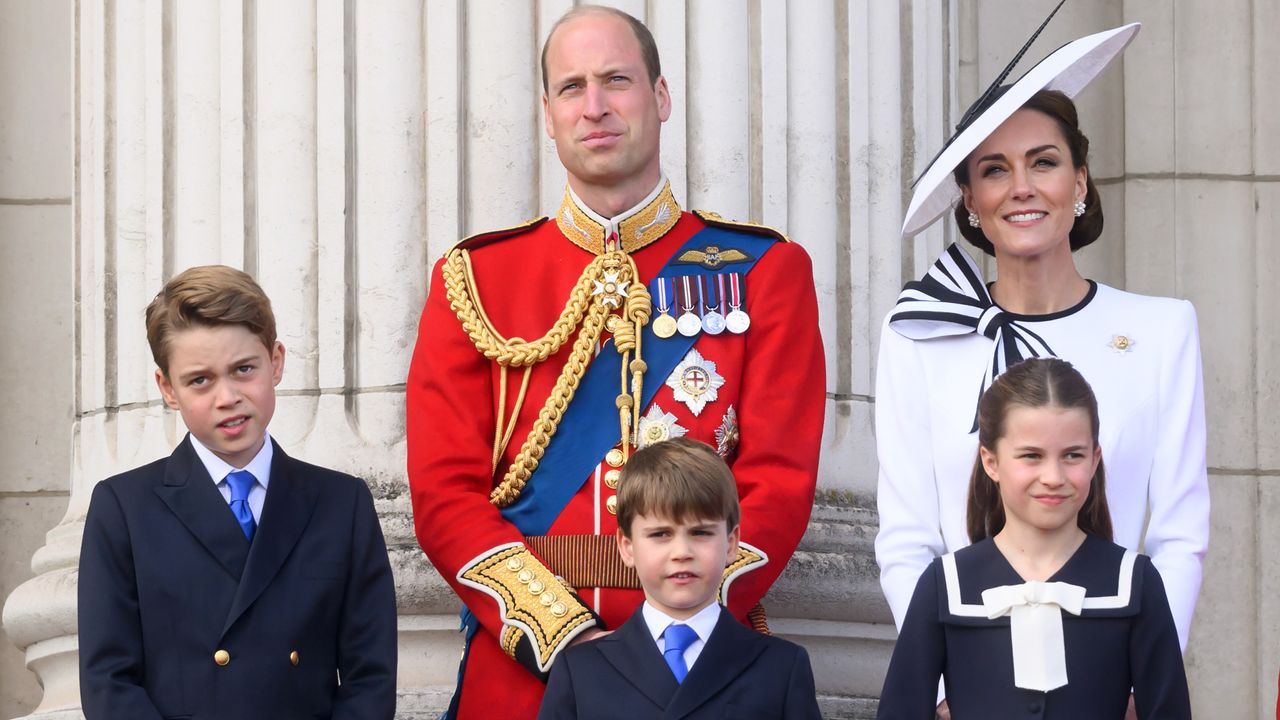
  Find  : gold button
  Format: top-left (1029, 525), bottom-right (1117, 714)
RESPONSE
top-left (289, 651), bottom-right (299, 666)
top-left (517, 568), bottom-right (534, 584)
top-left (539, 591), bottom-right (557, 606)
top-left (606, 496), bottom-right (618, 515)
top-left (550, 602), bottom-right (569, 618)
top-left (605, 448), bottom-right (624, 467)
top-left (604, 469), bottom-right (621, 489)
top-left (214, 649), bottom-right (230, 666)
top-left (528, 579), bottom-right (546, 595)
top-left (506, 556), bottom-right (525, 571)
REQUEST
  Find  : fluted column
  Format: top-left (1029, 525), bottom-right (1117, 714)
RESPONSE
top-left (3, 3), bottom-right (955, 719)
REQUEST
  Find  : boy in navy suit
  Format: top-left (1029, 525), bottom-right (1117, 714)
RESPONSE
top-left (538, 438), bottom-right (821, 719)
top-left (78, 265), bottom-right (397, 719)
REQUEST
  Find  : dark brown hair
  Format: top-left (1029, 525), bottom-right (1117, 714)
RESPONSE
top-left (953, 89), bottom-right (1104, 256)
top-left (145, 265), bottom-right (277, 375)
top-left (617, 438), bottom-right (739, 537)
top-left (541, 5), bottom-right (662, 93)
top-left (966, 358), bottom-right (1113, 543)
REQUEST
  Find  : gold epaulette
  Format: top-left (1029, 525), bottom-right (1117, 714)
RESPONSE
top-left (718, 541), bottom-right (769, 605)
top-left (448, 217), bottom-right (550, 255)
top-left (693, 209), bottom-right (790, 243)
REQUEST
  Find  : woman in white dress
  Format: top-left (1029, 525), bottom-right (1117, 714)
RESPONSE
top-left (874, 18), bottom-right (1208, 718)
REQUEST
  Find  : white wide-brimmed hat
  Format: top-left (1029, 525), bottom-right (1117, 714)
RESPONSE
top-left (900, 21), bottom-right (1141, 238)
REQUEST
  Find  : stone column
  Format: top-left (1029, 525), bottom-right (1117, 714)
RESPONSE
top-left (1, 2), bottom-right (955, 719)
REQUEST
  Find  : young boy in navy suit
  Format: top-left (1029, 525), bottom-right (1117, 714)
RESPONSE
top-left (78, 265), bottom-right (397, 720)
top-left (538, 437), bottom-right (821, 719)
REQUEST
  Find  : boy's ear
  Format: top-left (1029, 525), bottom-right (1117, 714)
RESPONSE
top-left (155, 369), bottom-right (180, 410)
top-left (270, 341), bottom-right (286, 386)
top-left (725, 524), bottom-right (741, 566)
top-left (979, 446), bottom-right (1000, 483)
top-left (615, 527), bottom-right (636, 568)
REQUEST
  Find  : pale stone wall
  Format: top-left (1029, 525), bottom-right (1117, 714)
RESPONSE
top-left (1, 1), bottom-right (1275, 719)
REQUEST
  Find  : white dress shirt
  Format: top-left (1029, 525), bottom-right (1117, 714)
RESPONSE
top-left (641, 601), bottom-right (722, 673)
top-left (189, 432), bottom-right (274, 524)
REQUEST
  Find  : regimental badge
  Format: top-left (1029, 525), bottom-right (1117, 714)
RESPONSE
top-left (1107, 334), bottom-right (1136, 354)
top-left (715, 405), bottom-right (740, 459)
top-left (592, 271), bottom-right (629, 308)
top-left (674, 245), bottom-right (755, 270)
top-left (637, 404), bottom-right (688, 449)
top-left (666, 348), bottom-right (725, 416)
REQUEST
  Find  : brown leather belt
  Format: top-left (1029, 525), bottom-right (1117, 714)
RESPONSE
top-left (524, 534), bottom-right (641, 589)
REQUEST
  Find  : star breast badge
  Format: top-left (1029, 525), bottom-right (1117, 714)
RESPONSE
top-left (636, 404), bottom-right (688, 449)
top-left (715, 406), bottom-right (739, 459)
top-left (666, 348), bottom-right (725, 417)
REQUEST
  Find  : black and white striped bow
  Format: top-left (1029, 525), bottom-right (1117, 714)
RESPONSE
top-left (888, 243), bottom-right (1057, 431)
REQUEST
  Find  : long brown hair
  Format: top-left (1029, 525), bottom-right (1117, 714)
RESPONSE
top-left (966, 358), bottom-right (1113, 543)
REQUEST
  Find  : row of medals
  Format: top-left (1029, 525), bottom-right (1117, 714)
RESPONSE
top-left (649, 273), bottom-right (750, 339)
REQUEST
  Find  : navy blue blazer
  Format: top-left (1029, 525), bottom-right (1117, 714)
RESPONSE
top-left (78, 436), bottom-right (397, 720)
top-left (876, 535), bottom-right (1191, 720)
top-left (538, 604), bottom-right (821, 720)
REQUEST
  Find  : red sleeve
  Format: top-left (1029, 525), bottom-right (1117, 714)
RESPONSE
top-left (722, 239), bottom-right (825, 617)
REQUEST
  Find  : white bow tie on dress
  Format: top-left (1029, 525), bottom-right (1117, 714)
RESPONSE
top-left (981, 580), bottom-right (1087, 693)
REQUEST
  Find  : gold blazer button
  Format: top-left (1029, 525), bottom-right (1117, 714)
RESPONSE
top-left (290, 651), bottom-right (300, 666)
top-left (214, 649), bottom-right (230, 666)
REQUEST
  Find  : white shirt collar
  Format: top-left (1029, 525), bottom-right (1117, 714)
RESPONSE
top-left (566, 173), bottom-right (668, 237)
top-left (189, 431), bottom-right (274, 489)
top-left (641, 600), bottom-right (722, 646)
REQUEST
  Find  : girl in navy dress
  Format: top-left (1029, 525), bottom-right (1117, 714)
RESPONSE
top-left (876, 359), bottom-right (1191, 720)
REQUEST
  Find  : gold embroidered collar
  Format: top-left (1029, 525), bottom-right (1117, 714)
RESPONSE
top-left (556, 179), bottom-right (681, 254)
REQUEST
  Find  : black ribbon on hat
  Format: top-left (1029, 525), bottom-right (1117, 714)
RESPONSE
top-left (888, 244), bottom-right (1057, 432)
top-left (911, 0), bottom-right (1067, 189)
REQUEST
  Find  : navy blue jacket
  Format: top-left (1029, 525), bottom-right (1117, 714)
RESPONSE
top-left (538, 604), bottom-right (821, 719)
top-left (78, 436), bottom-right (397, 720)
top-left (877, 535), bottom-right (1191, 720)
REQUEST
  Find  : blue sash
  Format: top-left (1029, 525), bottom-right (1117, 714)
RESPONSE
top-left (500, 226), bottom-right (778, 535)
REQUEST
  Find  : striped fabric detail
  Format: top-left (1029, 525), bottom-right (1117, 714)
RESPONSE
top-left (888, 243), bottom-right (1057, 429)
top-left (525, 534), bottom-right (641, 589)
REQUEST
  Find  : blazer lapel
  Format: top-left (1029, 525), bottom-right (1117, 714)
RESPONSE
top-left (666, 609), bottom-right (768, 719)
top-left (221, 441), bottom-right (319, 635)
top-left (598, 606), bottom-right (680, 709)
top-left (152, 437), bottom-right (251, 580)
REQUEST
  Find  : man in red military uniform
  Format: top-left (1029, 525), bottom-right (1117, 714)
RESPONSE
top-left (406, 6), bottom-right (825, 718)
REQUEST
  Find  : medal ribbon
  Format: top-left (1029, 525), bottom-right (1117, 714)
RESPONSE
top-left (728, 273), bottom-right (743, 309)
top-left (652, 276), bottom-right (671, 312)
top-left (680, 276), bottom-right (696, 313)
top-left (500, 227), bottom-right (781, 536)
top-left (705, 273), bottom-right (721, 311)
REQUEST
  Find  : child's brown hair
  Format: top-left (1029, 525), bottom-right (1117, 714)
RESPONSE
top-left (967, 358), bottom-right (1113, 543)
top-left (616, 438), bottom-right (740, 537)
top-left (145, 265), bottom-right (277, 375)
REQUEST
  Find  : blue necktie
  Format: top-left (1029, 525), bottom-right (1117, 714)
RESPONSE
top-left (225, 470), bottom-right (257, 541)
top-left (663, 623), bottom-right (698, 683)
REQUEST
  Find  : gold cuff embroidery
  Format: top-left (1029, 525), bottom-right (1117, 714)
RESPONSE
top-left (458, 544), bottom-right (596, 671)
top-left (718, 542), bottom-right (770, 604)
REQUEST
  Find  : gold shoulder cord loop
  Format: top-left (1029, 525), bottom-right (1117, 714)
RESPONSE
top-left (443, 246), bottom-right (651, 507)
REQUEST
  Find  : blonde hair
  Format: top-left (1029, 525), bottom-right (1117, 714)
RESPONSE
top-left (145, 265), bottom-right (276, 375)
top-left (617, 438), bottom-right (739, 537)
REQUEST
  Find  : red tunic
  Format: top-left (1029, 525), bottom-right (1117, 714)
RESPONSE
top-left (406, 186), bottom-right (824, 719)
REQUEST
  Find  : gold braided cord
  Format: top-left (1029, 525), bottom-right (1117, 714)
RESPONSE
top-left (444, 248), bottom-right (608, 367)
top-left (445, 243), bottom-right (652, 507)
top-left (490, 300), bottom-right (611, 506)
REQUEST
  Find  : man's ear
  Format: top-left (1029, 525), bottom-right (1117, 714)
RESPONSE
top-left (155, 368), bottom-right (180, 410)
top-left (654, 75), bottom-right (672, 123)
top-left (270, 341), bottom-right (286, 386)
top-left (616, 527), bottom-right (635, 568)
